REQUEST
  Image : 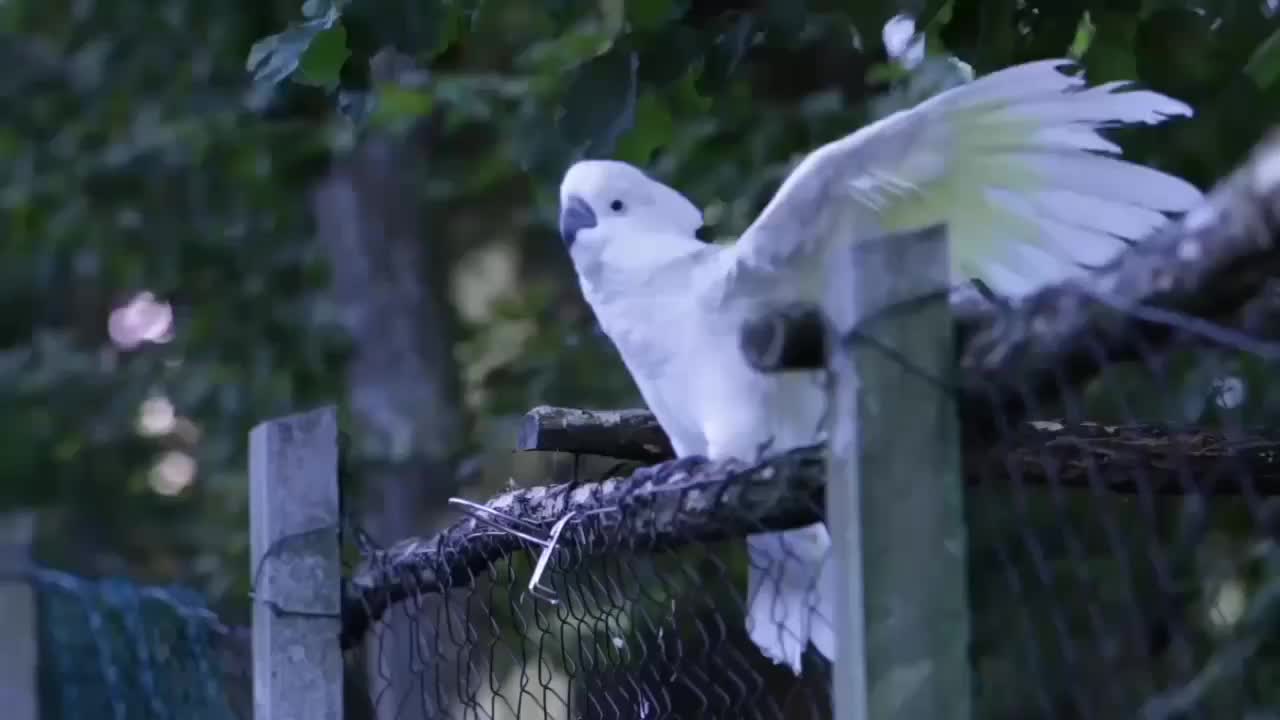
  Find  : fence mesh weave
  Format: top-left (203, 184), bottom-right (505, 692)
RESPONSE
top-left (26, 569), bottom-right (252, 720)
top-left (340, 288), bottom-right (1280, 719)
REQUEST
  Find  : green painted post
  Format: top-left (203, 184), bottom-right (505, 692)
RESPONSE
top-left (828, 225), bottom-right (972, 720)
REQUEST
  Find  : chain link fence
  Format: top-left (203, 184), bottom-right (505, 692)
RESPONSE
top-left (12, 137), bottom-right (1280, 720)
top-left (339, 396), bottom-right (1278, 720)
top-left (3, 568), bottom-right (253, 720)
top-left (336, 134), bottom-right (1280, 720)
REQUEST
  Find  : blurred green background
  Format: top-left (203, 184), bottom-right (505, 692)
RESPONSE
top-left (3, 0), bottom-right (1279, 717)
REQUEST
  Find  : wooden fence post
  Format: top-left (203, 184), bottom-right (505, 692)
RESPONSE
top-left (250, 406), bottom-right (344, 720)
top-left (828, 225), bottom-right (972, 720)
top-left (0, 510), bottom-right (38, 720)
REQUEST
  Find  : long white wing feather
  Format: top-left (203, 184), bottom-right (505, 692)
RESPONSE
top-left (727, 59), bottom-right (1202, 297)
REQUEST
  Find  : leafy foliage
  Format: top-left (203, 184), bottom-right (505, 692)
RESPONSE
top-left (2, 0), bottom-right (1279, 714)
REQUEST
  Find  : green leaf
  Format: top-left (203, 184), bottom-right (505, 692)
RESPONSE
top-left (865, 61), bottom-right (909, 86)
top-left (636, 24), bottom-right (702, 89)
top-left (1134, 6), bottom-right (1215, 94)
top-left (974, 0), bottom-right (1016, 73)
top-left (626, 0), bottom-right (675, 31)
top-left (699, 12), bottom-right (755, 96)
top-left (343, 0), bottom-right (455, 62)
top-left (1068, 10), bottom-right (1095, 60)
top-left (921, 0), bottom-right (955, 54)
top-left (296, 22), bottom-right (350, 89)
top-left (668, 66), bottom-right (711, 115)
top-left (512, 104), bottom-right (575, 179)
top-left (1082, 9), bottom-right (1138, 82)
top-left (557, 47), bottom-right (639, 157)
top-left (246, 8), bottom-right (345, 88)
top-left (614, 91), bottom-right (673, 165)
top-left (370, 85), bottom-right (435, 129)
top-left (1245, 26), bottom-right (1280, 90)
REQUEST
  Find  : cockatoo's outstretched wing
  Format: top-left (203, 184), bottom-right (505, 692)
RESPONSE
top-left (727, 59), bottom-right (1202, 297)
top-left (727, 58), bottom-right (1201, 676)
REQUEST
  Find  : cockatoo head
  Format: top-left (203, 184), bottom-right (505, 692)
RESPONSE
top-left (557, 160), bottom-right (705, 275)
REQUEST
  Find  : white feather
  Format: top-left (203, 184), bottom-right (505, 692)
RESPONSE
top-left (731, 57), bottom-right (1203, 299)
top-left (746, 526), bottom-right (836, 675)
top-left (985, 188), bottom-right (1126, 266)
top-left (1027, 189), bottom-right (1169, 240)
top-left (994, 88), bottom-right (1193, 125)
top-left (936, 59), bottom-right (1084, 109)
top-left (992, 150), bottom-right (1201, 211)
top-left (977, 259), bottom-right (1043, 297)
top-left (1028, 125), bottom-right (1123, 154)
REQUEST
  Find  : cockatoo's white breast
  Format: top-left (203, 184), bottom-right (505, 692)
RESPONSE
top-left (584, 247), bottom-right (832, 461)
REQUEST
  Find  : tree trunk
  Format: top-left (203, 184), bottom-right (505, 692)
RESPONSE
top-left (312, 123), bottom-right (466, 720)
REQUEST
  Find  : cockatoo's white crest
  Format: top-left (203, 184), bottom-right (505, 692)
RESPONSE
top-left (557, 160), bottom-right (707, 285)
top-left (558, 160), bottom-right (703, 246)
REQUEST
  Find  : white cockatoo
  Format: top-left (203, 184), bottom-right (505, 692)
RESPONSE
top-left (555, 59), bottom-right (1201, 674)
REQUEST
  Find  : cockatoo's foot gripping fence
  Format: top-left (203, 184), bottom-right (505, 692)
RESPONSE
top-left (248, 129), bottom-right (1280, 720)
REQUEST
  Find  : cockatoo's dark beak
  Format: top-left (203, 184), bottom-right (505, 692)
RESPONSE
top-left (559, 195), bottom-right (597, 248)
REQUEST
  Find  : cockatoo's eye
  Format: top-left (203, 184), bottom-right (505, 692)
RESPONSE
top-left (609, 199), bottom-right (625, 213)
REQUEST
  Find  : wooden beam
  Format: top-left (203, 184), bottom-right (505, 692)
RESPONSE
top-left (515, 407), bottom-right (1280, 495)
top-left (517, 405), bottom-right (674, 463)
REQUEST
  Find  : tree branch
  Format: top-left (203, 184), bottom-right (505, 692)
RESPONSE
top-left (517, 406), bottom-right (674, 464)
top-left (516, 408), bottom-right (1280, 495)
